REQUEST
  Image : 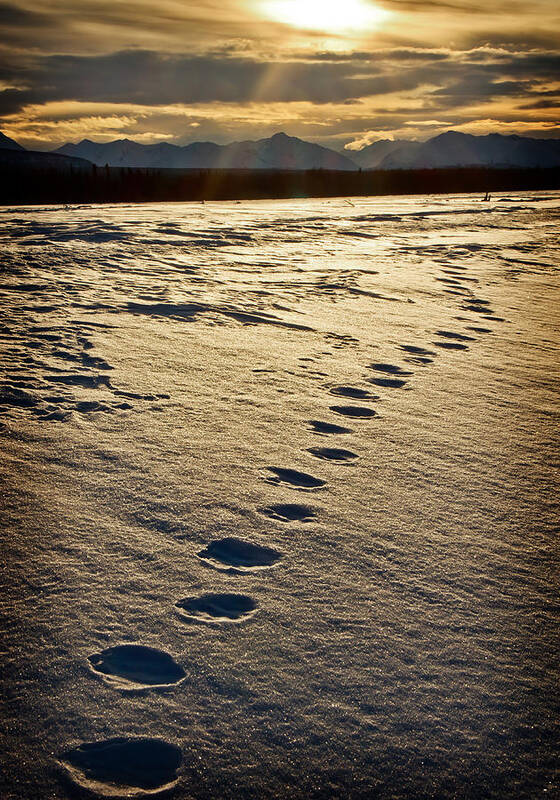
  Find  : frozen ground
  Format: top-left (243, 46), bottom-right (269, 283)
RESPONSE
top-left (0, 192), bottom-right (559, 799)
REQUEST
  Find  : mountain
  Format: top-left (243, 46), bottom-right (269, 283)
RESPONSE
top-left (0, 148), bottom-right (93, 171)
top-left (47, 130), bottom-right (560, 173)
top-left (0, 131), bottom-right (25, 151)
top-left (347, 139), bottom-right (419, 169)
top-left (216, 132), bottom-right (357, 170)
top-left (54, 138), bottom-right (207, 169)
top-left (0, 130), bottom-right (92, 170)
top-left (378, 131), bottom-right (560, 169)
top-left (55, 132), bottom-right (357, 171)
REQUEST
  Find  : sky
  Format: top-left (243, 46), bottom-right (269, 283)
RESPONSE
top-left (1, 0), bottom-right (559, 151)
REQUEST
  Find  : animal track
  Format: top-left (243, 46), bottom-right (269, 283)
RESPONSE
top-left (368, 377), bottom-right (408, 388)
top-left (329, 386), bottom-right (378, 401)
top-left (197, 537), bottom-right (282, 572)
top-left (369, 363), bottom-right (413, 376)
top-left (307, 447), bottom-right (358, 463)
top-left (399, 345), bottom-right (436, 365)
top-left (266, 467), bottom-right (326, 489)
top-left (462, 301), bottom-right (494, 315)
top-left (367, 363), bottom-right (412, 387)
top-left (435, 330), bottom-right (476, 342)
top-left (88, 645), bottom-right (186, 691)
top-left (400, 345), bottom-right (435, 356)
top-left (259, 503), bottom-right (317, 522)
top-left (176, 593), bottom-right (257, 623)
top-left (60, 738), bottom-right (182, 797)
top-left (433, 341), bottom-right (469, 350)
top-left (330, 405), bottom-right (377, 418)
top-left (309, 419), bottom-right (353, 435)
top-left (404, 355), bottom-right (433, 365)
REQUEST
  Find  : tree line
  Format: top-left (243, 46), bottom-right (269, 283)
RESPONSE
top-left (1, 163), bottom-right (559, 204)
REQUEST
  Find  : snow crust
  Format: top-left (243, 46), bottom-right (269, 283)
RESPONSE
top-left (1, 192), bottom-right (559, 799)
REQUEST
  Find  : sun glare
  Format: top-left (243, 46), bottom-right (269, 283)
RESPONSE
top-left (261, 0), bottom-right (390, 34)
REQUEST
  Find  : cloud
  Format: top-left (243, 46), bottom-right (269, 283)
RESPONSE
top-left (0, 50), bottom-right (399, 111)
top-left (0, 2), bottom-right (49, 26)
top-left (0, 2), bottom-right (558, 150)
top-left (3, 46), bottom-right (558, 118)
top-left (518, 98), bottom-right (559, 110)
top-left (292, 48), bottom-right (451, 62)
top-left (0, 89), bottom-right (42, 115)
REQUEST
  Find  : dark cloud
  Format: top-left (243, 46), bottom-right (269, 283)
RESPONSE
top-left (0, 89), bottom-right (42, 115)
top-left (460, 31), bottom-right (560, 50)
top-left (291, 51), bottom-right (375, 62)
top-left (493, 51), bottom-right (560, 77)
top-left (1, 46), bottom-right (559, 121)
top-left (0, 50), bottom-right (389, 112)
top-left (416, 51), bottom-right (560, 109)
top-left (431, 78), bottom-right (531, 100)
top-left (1, 44), bottom-right (559, 119)
top-left (519, 99), bottom-right (560, 110)
top-left (0, 2), bottom-right (49, 26)
top-left (291, 49), bottom-right (450, 63)
top-left (385, 49), bottom-right (451, 61)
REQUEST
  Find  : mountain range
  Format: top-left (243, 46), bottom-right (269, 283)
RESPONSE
top-left (1, 130), bottom-right (560, 171)
top-left (374, 132), bottom-right (560, 170)
top-left (55, 132), bottom-right (357, 171)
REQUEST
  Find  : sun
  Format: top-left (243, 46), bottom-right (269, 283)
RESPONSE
top-left (261, 0), bottom-right (390, 33)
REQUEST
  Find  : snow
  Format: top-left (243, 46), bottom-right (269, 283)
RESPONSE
top-left (1, 192), bottom-right (559, 799)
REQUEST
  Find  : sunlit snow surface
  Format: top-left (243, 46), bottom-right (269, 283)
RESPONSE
top-left (1, 193), bottom-right (559, 799)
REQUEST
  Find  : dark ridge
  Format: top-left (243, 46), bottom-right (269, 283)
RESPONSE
top-left (309, 419), bottom-right (353, 435)
top-left (0, 389), bottom-right (38, 408)
top-left (88, 645), bottom-right (185, 690)
top-left (307, 447), bottom-right (358, 462)
top-left (176, 593), bottom-right (257, 622)
top-left (60, 738), bottom-right (182, 796)
top-left (330, 405), bottom-right (378, 418)
top-left (81, 353), bottom-right (113, 370)
top-left (197, 537), bottom-right (281, 570)
top-left (127, 300), bottom-right (313, 331)
top-left (76, 401), bottom-right (104, 413)
top-left (259, 503), bottom-right (317, 522)
top-left (266, 467), bottom-right (326, 489)
top-left (47, 373), bottom-right (111, 388)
